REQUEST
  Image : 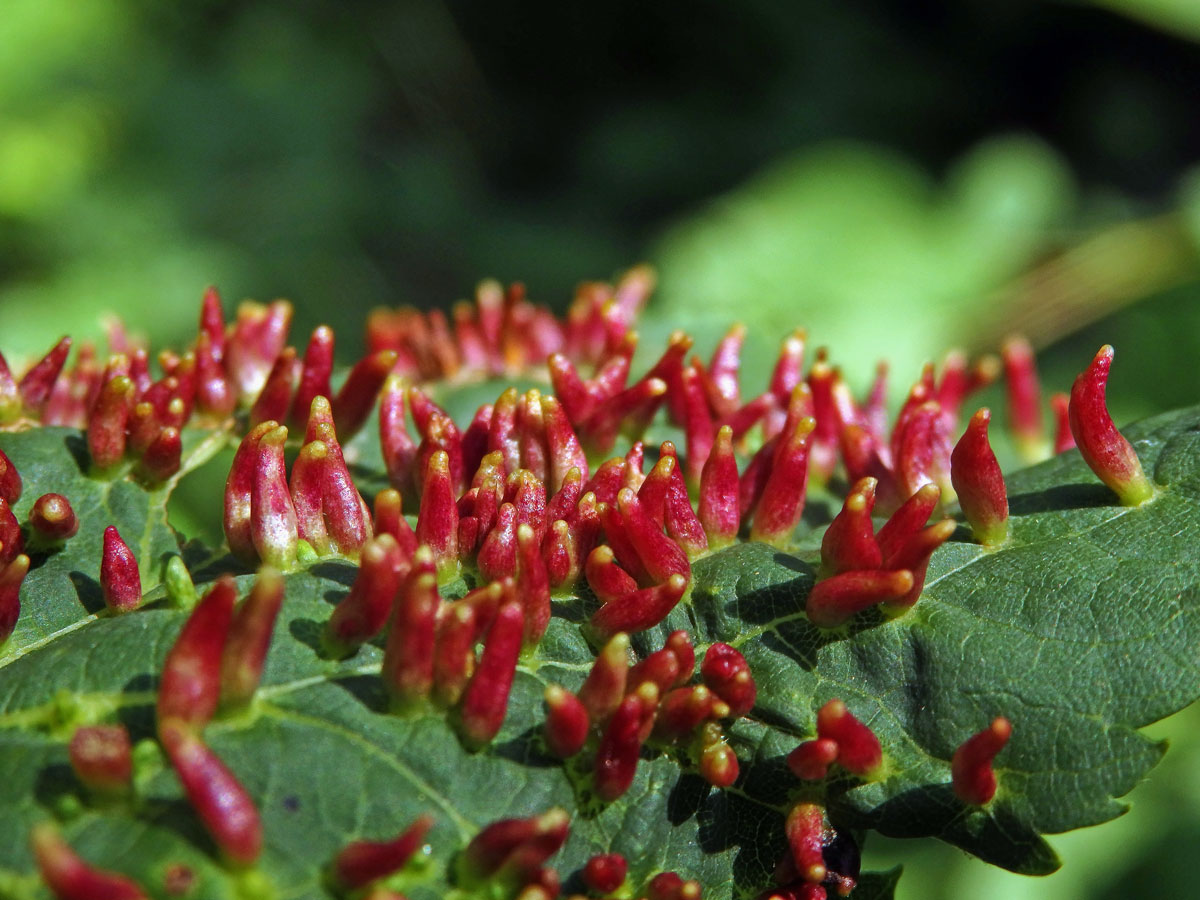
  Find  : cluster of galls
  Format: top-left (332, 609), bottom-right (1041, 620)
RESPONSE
top-left (542, 631), bottom-right (752, 801)
top-left (0, 450), bottom-right (81, 643)
top-left (2, 267), bottom-right (1163, 899)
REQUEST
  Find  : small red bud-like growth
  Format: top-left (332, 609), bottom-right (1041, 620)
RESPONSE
top-left (478, 503), bottom-right (519, 581)
top-left (31, 822), bottom-right (148, 900)
top-left (158, 576), bottom-right (236, 729)
top-left (594, 691), bottom-right (647, 801)
top-left (696, 723), bottom-right (740, 788)
top-left (100, 526), bottom-right (142, 613)
top-left (579, 632), bottom-right (630, 724)
top-left (543, 684), bottom-right (590, 758)
top-left (460, 807), bottom-right (570, 885)
top-left (199, 285), bottom-right (226, 359)
top-left (819, 478), bottom-right (882, 576)
top-left (226, 299), bottom-right (292, 402)
top-left (786, 738), bottom-right (840, 781)
top-left (657, 685), bottom-right (726, 739)
top-left (1050, 391), bottom-right (1074, 454)
top-left (583, 852), bottom-right (628, 894)
top-left (952, 716), bottom-right (1012, 805)
top-left (432, 601), bottom-right (479, 708)
top-left (517, 523), bottom-right (551, 645)
top-left (379, 374), bottom-right (417, 497)
top-left (335, 349), bottom-right (398, 439)
top-left (248, 347), bottom-right (299, 427)
top-left (68, 724), bottom-right (133, 796)
top-left (137, 425), bottom-right (182, 483)
top-left (29, 493), bottom-right (79, 543)
top-left (749, 415), bottom-right (816, 546)
top-left (589, 573), bottom-right (689, 641)
top-left (383, 566), bottom-right (441, 707)
top-left (0, 554), bottom-right (30, 646)
top-left (0, 448), bottom-right (21, 504)
top-left (806, 569), bottom-right (914, 628)
top-left (616, 488), bottom-right (691, 584)
top-left (785, 803), bottom-right (828, 885)
top-left (158, 719), bottom-right (263, 867)
top-left (19, 336), bottom-right (72, 413)
top-left (224, 422), bottom-right (276, 563)
top-left (0, 352), bottom-right (20, 424)
top-left (585, 545), bottom-right (638, 604)
top-left (331, 814), bottom-right (434, 891)
top-left (951, 409), bottom-right (1009, 546)
top-left (1069, 346), bottom-right (1155, 506)
top-left (1001, 336), bottom-right (1044, 458)
top-left (875, 483), bottom-right (940, 564)
top-left (373, 488), bottom-right (418, 558)
top-left (415, 450), bottom-right (459, 571)
top-left (195, 331), bottom-right (236, 418)
top-left (628, 647), bottom-right (681, 696)
top-left (815, 699), bottom-right (883, 776)
top-left (542, 394), bottom-right (589, 491)
top-left (290, 325), bottom-right (335, 429)
top-left (0, 499), bottom-right (22, 565)
top-left (665, 630), bottom-right (695, 683)
top-left (325, 536), bottom-right (404, 658)
top-left (251, 425), bottom-right (299, 570)
top-left (88, 374), bottom-right (135, 469)
top-left (220, 568), bottom-right (285, 709)
top-left (542, 519), bottom-right (579, 589)
top-left (700, 643), bottom-right (756, 717)
top-left (456, 598), bottom-right (524, 747)
top-left (881, 519), bottom-right (955, 612)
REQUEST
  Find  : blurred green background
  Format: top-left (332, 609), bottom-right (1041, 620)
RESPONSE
top-left (4, 0), bottom-right (1200, 896)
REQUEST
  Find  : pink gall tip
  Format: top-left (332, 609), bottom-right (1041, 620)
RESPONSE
top-left (816, 699), bottom-right (883, 776)
top-left (583, 852), bottom-right (628, 894)
top-left (805, 569), bottom-right (915, 629)
top-left (248, 347), bottom-right (299, 428)
top-left (158, 576), bottom-right (236, 730)
top-left (0, 448), bottom-right (21, 504)
top-left (594, 691), bottom-right (646, 802)
top-left (820, 478), bottom-right (882, 576)
top-left (136, 425), bottom-right (182, 483)
top-left (615, 487), bottom-right (690, 584)
top-left (589, 573), bottom-right (689, 642)
top-left (1068, 346), bottom-right (1155, 506)
top-left (158, 718), bottom-right (263, 867)
top-left (786, 738), bottom-right (840, 781)
top-left (1050, 392), bottom-right (1075, 454)
top-left (100, 526), bottom-right (142, 613)
top-left (875, 483), bottom-right (940, 565)
top-left (579, 632), bottom-right (631, 724)
top-left (432, 600), bottom-right (479, 708)
top-left (784, 802), bottom-right (828, 886)
top-left (250, 425), bottom-right (299, 570)
top-left (289, 325), bottom-right (335, 429)
top-left (69, 724), bottom-right (133, 796)
top-left (31, 822), bottom-right (148, 900)
top-left (0, 554), bottom-right (30, 647)
top-left (415, 450), bottom-right (459, 572)
top-left (87, 374), bottom-right (135, 470)
top-left (700, 643), bottom-right (756, 717)
top-left (699, 425), bottom-right (740, 548)
top-left (1001, 335), bottom-right (1045, 458)
top-left (749, 416), bottom-right (817, 546)
top-left (29, 493), bottom-right (79, 543)
top-left (950, 409), bottom-right (1009, 546)
top-left (19, 336), bottom-right (72, 413)
top-left (383, 568), bottom-right (440, 708)
top-left (951, 716), bottom-right (1012, 805)
top-left (543, 684), bottom-right (590, 758)
top-left (455, 598), bottom-right (523, 747)
top-left (331, 814), bottom-right (433, 891)
top-left (220, 567), bottom-right (285, 708)
top-left (696, 725), bottom-right (740, 788)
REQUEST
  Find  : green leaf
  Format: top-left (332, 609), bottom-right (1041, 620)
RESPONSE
top-left (2, 403), bottom-right (1200, 898)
